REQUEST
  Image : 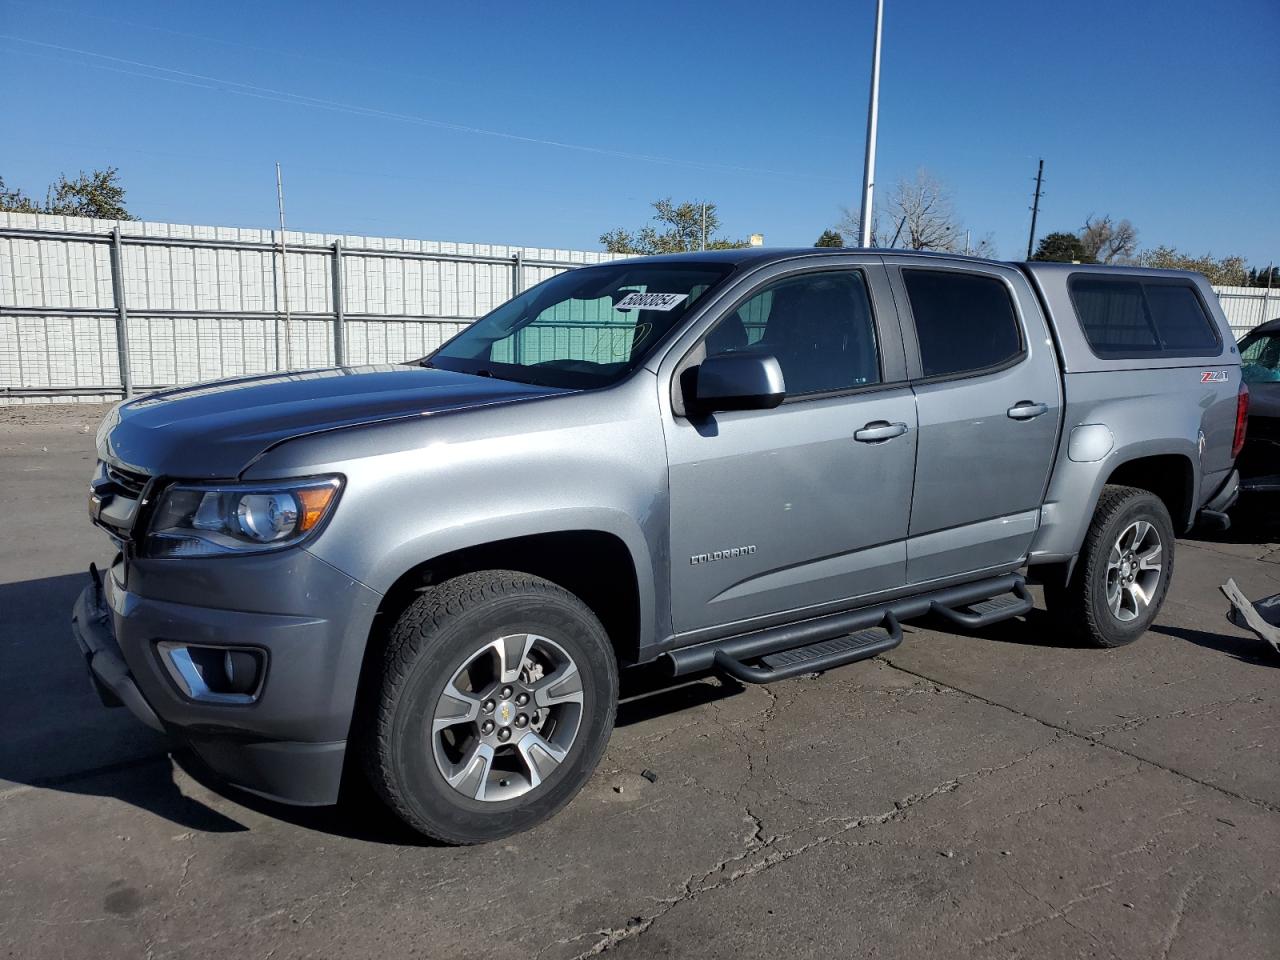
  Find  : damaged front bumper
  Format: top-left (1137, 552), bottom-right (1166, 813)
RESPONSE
top-left (69, 553), bottom-right (381, 806)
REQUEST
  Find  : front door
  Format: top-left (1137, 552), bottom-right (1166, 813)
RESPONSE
top-left (663, 262), bottom-right (917, 637)
top-left (884, 259), bottom-right (1063, 584)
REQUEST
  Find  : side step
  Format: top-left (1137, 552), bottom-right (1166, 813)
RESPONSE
top-left (667, 573), bottom-right (1032, 685)
top-left (713, 613), bottom-right (902, 684)
top-left (930, 581), bottom-right (1033, 628)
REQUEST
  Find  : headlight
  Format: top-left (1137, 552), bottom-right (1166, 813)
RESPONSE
top-left (144, 476), bottom-right (342, 558)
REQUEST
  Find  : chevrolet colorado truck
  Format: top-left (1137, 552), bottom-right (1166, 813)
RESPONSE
top-left (73, 249), bottom-right (1246, 843)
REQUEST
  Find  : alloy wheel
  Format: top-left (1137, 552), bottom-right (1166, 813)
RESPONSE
top-left (431, 633), bottom-right (584, 802)
top-left (1105, 520), bottom-right (1163, 623)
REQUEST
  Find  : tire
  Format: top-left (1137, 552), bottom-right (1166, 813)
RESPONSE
top-left (1045, 485), bottom-right (1175, 648)
top-left (362, 570), bottom-right (618, 844)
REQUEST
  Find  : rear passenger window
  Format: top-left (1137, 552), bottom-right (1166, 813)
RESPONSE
top-left (902, 270), bottom-right (1023, 378)
top-left (1069, 276), bottom-right (1220, 358)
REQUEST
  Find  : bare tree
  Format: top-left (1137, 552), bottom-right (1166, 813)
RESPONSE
top-left (1079, 215), bottom-right (1138, 263)
top-left (968, 232), bottom-right (999, 258)
top-left (836, 205), bottom-right (884, 247)
top-left (890, 170), bottom-right (963, 252)
top-left (835, 169), bottom-right (993, 254)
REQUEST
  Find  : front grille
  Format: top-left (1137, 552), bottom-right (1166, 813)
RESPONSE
top-left (104, 463), bottom-right (149, 497)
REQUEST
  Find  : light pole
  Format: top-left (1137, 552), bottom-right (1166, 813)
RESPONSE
top-left (858, 0), bottom-right (884, 248)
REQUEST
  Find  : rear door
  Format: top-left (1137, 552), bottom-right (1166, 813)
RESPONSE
top-left (883, 258), bottom-right (1063, 584)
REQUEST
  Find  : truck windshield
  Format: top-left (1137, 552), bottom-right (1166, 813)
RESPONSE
top-left (426, 261), bottom-right (734, 388)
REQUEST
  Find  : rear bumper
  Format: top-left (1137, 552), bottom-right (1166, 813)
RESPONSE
top-left (1196, 469), bottom-right (1240, 529)
top-left (70, 554), bottom-right (381, 806)
top-left (1240, 473), bottom-right (1280, 493)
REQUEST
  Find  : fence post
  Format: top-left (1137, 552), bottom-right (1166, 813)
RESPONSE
top-left (1262, 267), bottom-right (1274, 327)
top-left (512, 249), bottom-right (524, 360)
top-left (332, 239), bottom-right (346, 367)
top-left (109, 227), bottom-right (133, 398)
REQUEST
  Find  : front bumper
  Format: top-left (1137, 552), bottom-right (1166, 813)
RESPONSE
top-left (70, 553), bottom-right (382, 806)
top-left (72, 570), bottom-right (164, 733)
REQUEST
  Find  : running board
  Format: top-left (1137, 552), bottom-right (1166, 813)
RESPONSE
top-left (667, 573), bottom-right (1028, 684)
top-left (713, 613), bottom-right (902, 684)
top-left (929, 581), bottom-right (1033, 628)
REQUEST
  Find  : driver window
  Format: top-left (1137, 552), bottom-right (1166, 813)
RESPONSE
top-left (704, 270), bottom-right (880, 396)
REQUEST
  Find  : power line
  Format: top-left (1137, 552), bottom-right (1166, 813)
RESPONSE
top-left (0, 34), bottom-right (842, 184)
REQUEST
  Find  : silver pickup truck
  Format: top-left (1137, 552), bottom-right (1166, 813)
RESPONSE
top-left (74, 248), bottom-right (1246, 843)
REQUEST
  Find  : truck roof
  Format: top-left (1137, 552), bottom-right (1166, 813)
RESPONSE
top-left (614, 248), bottom-right (1210, 284)
top-left (612, 248), bottom-right (1235, 375)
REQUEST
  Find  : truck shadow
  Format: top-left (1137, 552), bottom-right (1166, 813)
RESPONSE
top-left (1191, 501), bottom-right (1280, 546)
top-left (0, 571), bottom-right (746, 846)
top-left (169, 663), bottom-right (747, 847)
top-left (0, 572), bottom-right (248, 836)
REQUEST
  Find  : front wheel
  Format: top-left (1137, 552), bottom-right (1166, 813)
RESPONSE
top-left (362, 571), bottom-right (618, 844)
top-left (1045, 485), bottom-right (1174, 648)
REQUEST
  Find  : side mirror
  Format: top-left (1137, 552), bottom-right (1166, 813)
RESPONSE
top-left (691, 353), bottom-right (785, 412)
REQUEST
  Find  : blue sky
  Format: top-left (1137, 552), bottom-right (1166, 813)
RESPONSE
top-left (2, 0), bottom-right (1276, 264)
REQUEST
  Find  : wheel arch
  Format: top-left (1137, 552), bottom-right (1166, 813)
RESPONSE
top-left (1103, 453), bottom-right (1196, 532)
top-left (352, 525), bottom-right (650, 724)
top-left (1030, 440), bottom-right (1198, 585)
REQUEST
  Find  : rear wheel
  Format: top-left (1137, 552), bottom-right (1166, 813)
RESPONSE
top-left (1045, 485), bottom-right (1174, 648)
top-left (363, 571), bottom-right (617, 844)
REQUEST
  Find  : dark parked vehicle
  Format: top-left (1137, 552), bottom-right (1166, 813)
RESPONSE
top-left (1238, 317), bottom-right (1280, 495)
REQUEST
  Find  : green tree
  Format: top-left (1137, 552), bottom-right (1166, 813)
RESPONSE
top-left (1248, 265), bottom-right (1277, 288)
top-left (1032, 231), bottom-right (1095, 263)
top-left (814, 229), bottom-right (844, 247)
top-left (0, 168), bottom-right (134, 219)
top-left (1135, 246), bottom-right (1247, 286)
top-left (0, 176), bottom-right (40, 214)
top-left (45, 168), bottom-right (134, 219)
top-left (601, 198), bottom-right (747, 254)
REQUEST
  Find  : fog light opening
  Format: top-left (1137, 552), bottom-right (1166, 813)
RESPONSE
top-left (158, 643), bottom-right (265, 704)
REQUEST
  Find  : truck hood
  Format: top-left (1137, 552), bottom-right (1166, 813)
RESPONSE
top-left (97, 364), bottom-right (571, 479)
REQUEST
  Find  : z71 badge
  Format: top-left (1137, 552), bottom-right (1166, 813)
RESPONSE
top-left (1200, 370), bottom-right (1229, 383)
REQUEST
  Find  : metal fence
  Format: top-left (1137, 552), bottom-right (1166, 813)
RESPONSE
top-left (0, 212), bottom-right (627, 403)
top-left (2, 212), bottom-right (1276, 404)
top-left (1214, 284), bottom-right (1277, 338)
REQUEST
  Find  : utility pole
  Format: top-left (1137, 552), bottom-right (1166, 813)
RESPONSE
top-left (275, 161), bottom-right (292, 370)
top-left (1026, 158), bottom-right (1044, 260)
top-left (1261, 263), bottom-right (1274, 326)
top-left (701, 202), bottom-right (707, 251)
top-left (858, 0), bottom-right (884, 248)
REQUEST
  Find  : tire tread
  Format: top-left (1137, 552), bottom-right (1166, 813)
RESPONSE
top-left (1047, 484), bottom-right (1173, 648)
top-left (360, 570), bottom-right (616, 843)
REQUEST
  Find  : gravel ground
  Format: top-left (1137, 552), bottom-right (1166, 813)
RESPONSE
top-left (0, 407), bottom-right (1276, 959)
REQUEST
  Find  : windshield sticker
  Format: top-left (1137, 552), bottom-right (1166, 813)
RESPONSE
top-left (615, 292), bottom-right (688, 312)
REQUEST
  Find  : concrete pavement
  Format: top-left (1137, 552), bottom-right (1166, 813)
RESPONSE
top-left (1, 404), bottom-right (1276, 959)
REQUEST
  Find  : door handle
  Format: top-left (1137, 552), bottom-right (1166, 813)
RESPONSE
top-left (854, 420), bottom-right (908, 443)
top-left (1007, 401), bottom-right (1049, 421)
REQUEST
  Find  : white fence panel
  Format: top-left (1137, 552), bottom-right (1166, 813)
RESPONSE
top-left (1215, 285), bottom-right (1277, 338)
top-left (0, 212), bottom-right (624, 403)
top-left (5, 210), bottom-right (1272, 404)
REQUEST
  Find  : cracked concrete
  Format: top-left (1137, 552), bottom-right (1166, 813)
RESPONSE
top-left (1, 407), bottom-right (1277, 959)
